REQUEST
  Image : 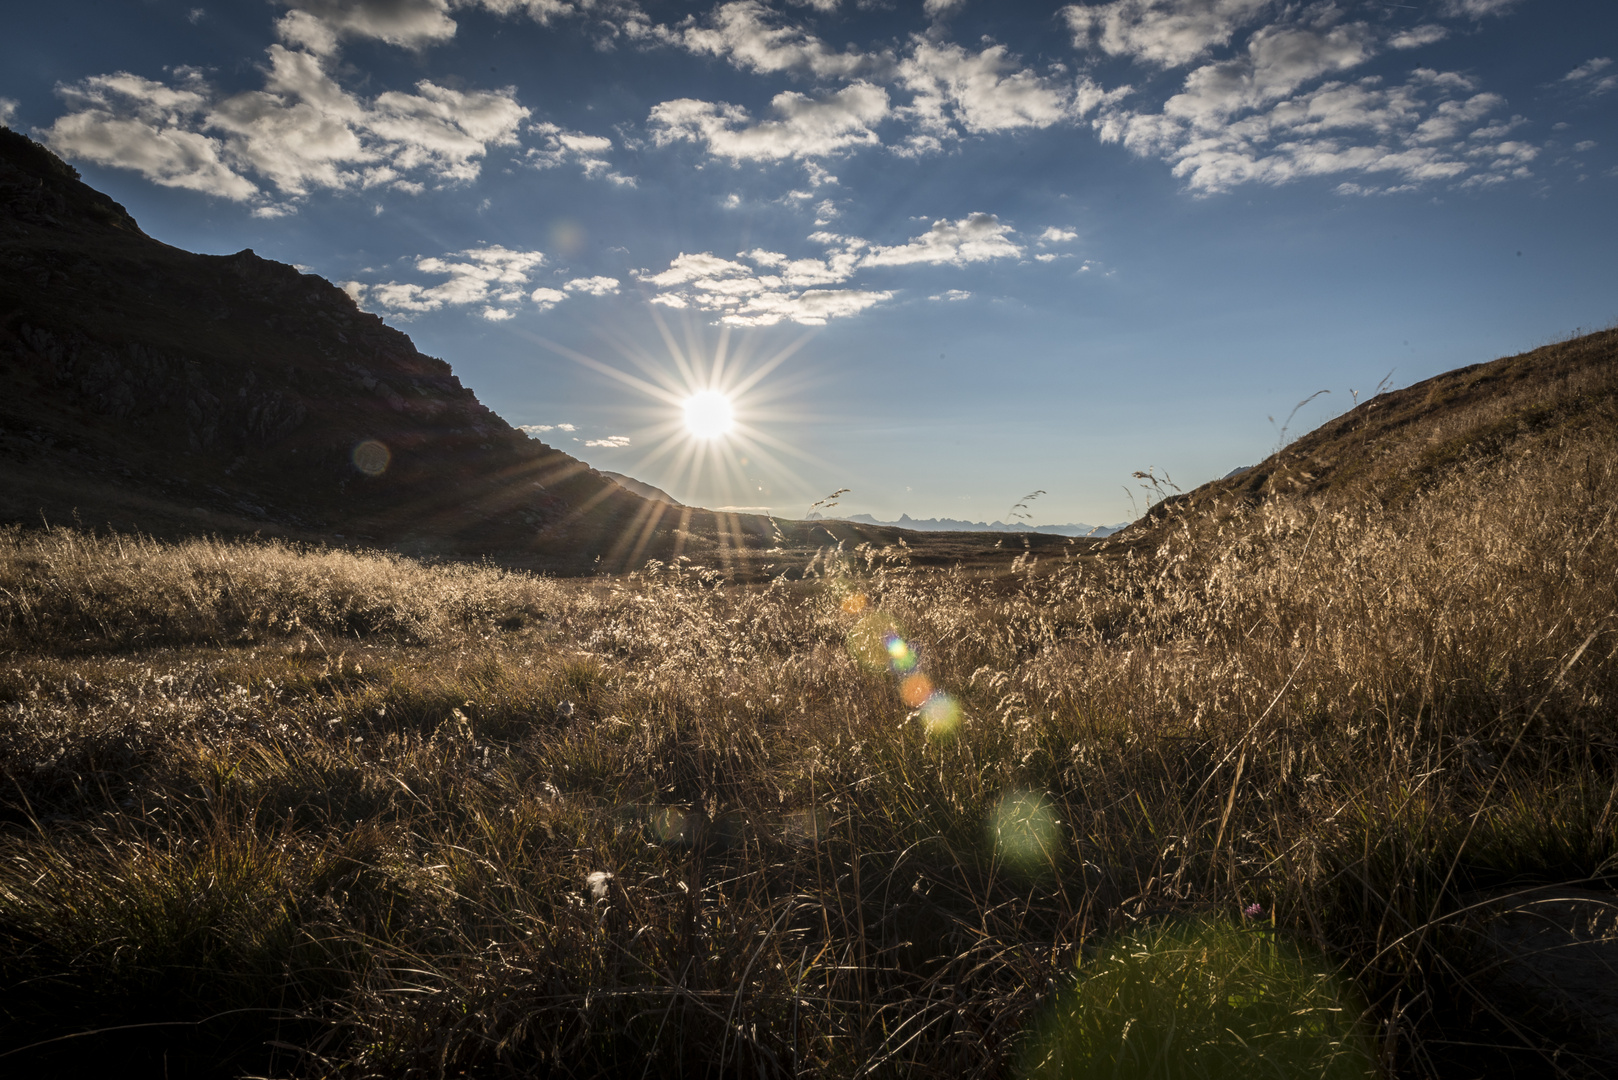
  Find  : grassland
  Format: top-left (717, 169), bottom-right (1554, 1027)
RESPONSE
top-left (1, 385), bottom-right (1615, 1078)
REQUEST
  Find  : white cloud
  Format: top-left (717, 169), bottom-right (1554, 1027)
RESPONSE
top-left (519, 422), bottom-right (577, 434)
top-left (529, 286), bottom-right (568, 309)
top-left (1389, 25), bottom-right (1447, 50)
top-left (565, 275), bottom-right (621, 295)
top-left (923, 0), bottom-right (964, 14)
top-left (633, 213), bottom-right (1042, 325)
top-left (361, 245), bottom-right (549, 314)
top-left (897, 39), bottom-right (1088, 143)
top-left (584, 435), bottom-right (632, 447)
top-left (1076, 6), bottom-right (1533, 197)
top-left (1441, 0), bottom-right (1518, 17)
top-left (0, 98), bottom-right (18, 127)
top-left (1563, 57), bottom-right (1614, 82)
top-left (42, 46), bottom-right (527, 205)
top-left (930, 288), bottom-right (972, 300)
top-left (1038, 226), bottom-right (1079, 244)
top-left (275, 0), bottom-right (458, 57)
top-left (1096, 67), bottom-right (1524, 193)
top-left (1156, 22), bottom-right (1376, 130)
top-left (1062, 0), bottom-right (1272, 69)
top-left (654, 1), bottom-right (880, 79)
top-left (860, 212), bottom-right (1022, 267)
top-left (635, 246), bottom-right (889, 326)
top-left (1573, 140), bottom-right (1597, 152)
top-left (526, 121), bottom-right (634, 182)
top-left (1562, 57), bottom-right (1617, 97)
top-left (649, 82), bottom-right (890, 161)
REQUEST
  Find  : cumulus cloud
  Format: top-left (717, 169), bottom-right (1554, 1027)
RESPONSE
top-left (584, 435), bottom-right (632, 447)
top-left (41, 46), bottom-right (527, 205)
top-left (275, 0), bottom-right (457, 56)
top-left (357, 245), bottom-right (551, 317)
top-left (528, 286), bottom-right (568, 310)
top-left (897, 39), bottom-right (1096, 146)
top-left (0, 99), bottom-right (17, 127)
top-left (930, 288), bottom-right (971, 300)
top-left (648, 82), bottom-right (890, 161)
top-left (564, 275), bottom-right (621, 295)
top-left (860, 212), bottom-right (1022, 267)
top-left (634, 246), bottom-right (889, 326)
top-left (652, 1), bottom-right (880, 79)
top-left (1062, 0), bottom-right (1271, 69)
top-left (1038, 226), bottom-right (1079, 244)
top-left (632, 213), bottom-right (1036, 325)
top-left (923, 0), bottom-right (966, 17)
top-left (1093, 57), bottom-right (1527, 194)
top-left (518, 422), bottom-right (576, 434)
top-left (526, 121), bottom-right (633, 182)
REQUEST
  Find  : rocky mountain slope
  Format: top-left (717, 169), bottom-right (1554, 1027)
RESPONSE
top-left (0, 126), bottom-right (661, 571)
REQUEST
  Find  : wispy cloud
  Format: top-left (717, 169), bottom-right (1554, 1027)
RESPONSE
top-left (1560, 57), bottom-right (1616, 97)
top-left (584, 434), bottom-right (632, 447)
top-left (526, 121), bottom-right (634, 183)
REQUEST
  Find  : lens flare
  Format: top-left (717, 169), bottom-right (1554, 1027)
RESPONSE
top-left (352, 440), bottom-right (391, 476)
top-left (884, 632), bottom-right (919, 674)
top-left (900, 672), bottom-right (935, 708)
top-left (683, 390), bottom-right (735, 439)
top-left (920, 692), bottom-right (961, 738)
top-left (988, 790), bottom-right (1061, 874)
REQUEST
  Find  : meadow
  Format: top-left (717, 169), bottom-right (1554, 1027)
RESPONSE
top-left (0, 402), bottom-right (1614, 1078)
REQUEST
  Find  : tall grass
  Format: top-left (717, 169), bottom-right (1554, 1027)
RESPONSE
top-left (0, 415), bottom-right (1614, 1076)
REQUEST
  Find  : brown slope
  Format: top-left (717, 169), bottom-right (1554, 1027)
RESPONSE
top-left (1123, 326), bottom-right (1618, 542)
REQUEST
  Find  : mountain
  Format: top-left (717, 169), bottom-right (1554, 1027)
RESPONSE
top-left (823, 512), bottom-right (1125, 536)
top-left (1124, 325), bottom-right (1618, 540)
top-left (602, 472), bottom-right (682, 506)
top-left (0, 127), bottom-right (968, 575)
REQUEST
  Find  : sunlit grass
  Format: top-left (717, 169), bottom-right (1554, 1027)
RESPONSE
top-left (0, 398), bottom-right (1614, 1075)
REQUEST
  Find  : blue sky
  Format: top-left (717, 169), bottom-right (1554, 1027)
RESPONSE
top-left (3, 0), bottom-right (1615, 525)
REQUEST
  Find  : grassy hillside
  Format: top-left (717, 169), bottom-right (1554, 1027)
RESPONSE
top-left (1, 350), bottom-right (1614, 1075)
top-left (1129, 327), bottom-right (1618, 537)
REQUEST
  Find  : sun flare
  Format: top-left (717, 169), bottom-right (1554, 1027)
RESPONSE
top-left (682, 390), bottom-right (735, 439)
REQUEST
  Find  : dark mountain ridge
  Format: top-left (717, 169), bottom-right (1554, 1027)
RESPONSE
top-left (0, 127), bottom-right (965, 574)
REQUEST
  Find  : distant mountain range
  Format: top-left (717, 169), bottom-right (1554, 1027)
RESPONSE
top-left (811, 512), bottom-right (1126, 537)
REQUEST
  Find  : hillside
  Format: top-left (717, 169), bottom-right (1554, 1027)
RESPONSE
top-left (1128, 327), bottom-right (1618, 538)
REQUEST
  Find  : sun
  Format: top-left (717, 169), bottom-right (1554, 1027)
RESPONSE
top-left (683, 389), bottom-right (735, 439)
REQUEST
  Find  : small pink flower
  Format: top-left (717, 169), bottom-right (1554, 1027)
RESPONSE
top-left (1244, 902), bottom-right (1263, 918)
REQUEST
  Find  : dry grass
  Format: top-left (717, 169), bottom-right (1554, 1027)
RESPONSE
top-left (0, 416), bottom-right (1614, 1078)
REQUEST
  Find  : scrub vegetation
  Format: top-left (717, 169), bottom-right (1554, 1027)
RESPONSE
top-left (1, 339), bottom-right (1616, 1078)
